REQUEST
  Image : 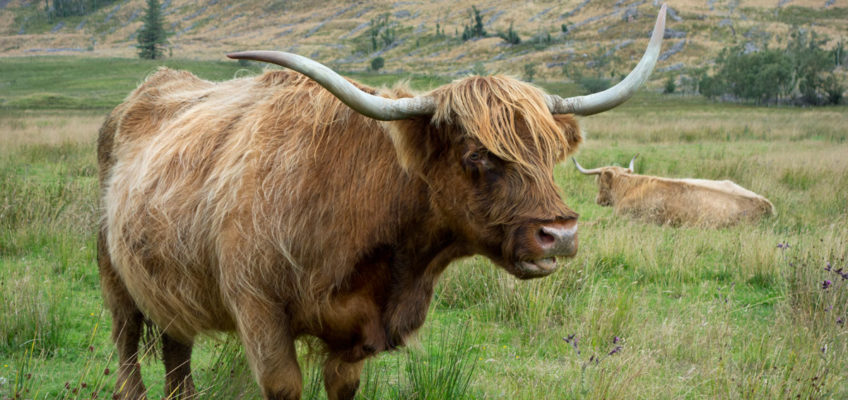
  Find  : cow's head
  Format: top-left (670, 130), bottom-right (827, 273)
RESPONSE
top-left (228, 7), bottom-right (666, 279)
top-left (573, 155), bottom-right (638, 207)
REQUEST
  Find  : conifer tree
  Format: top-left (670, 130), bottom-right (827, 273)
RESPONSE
top-left (136, 0), bottom-right (167, 59)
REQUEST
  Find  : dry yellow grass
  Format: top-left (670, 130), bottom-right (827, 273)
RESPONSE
top-left (0, 110), bottom-right (102, 150)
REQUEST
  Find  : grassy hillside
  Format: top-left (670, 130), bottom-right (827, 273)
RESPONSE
top-left (1, 0), bottom-right (847, 83)
top-left (1, 56), bottom-right (847, 399)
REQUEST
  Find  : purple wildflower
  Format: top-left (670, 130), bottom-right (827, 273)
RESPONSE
top-left (837, 317), bottom-right (844, 326)
top-left (563, 334), bottom-right (580, 355)
top-left (608, 346), bottom-right (623, 356)
top-left (825, 262), bottom-right (832, 272)
top-left (613, 336), bottom-right (620, 344)
top-left (822, 280), bottom-right (832, 290)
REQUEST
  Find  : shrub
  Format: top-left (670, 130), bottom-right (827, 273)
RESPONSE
top-left (370, 57), bottom-right (385, 72)
top-left (461, 6), bottom-right (487, 41)
top-left (470, 62), bottom-right (486, 76)
top-left (578, 76), bottom-right (611, 93)
top-left (497, 22), bottom-right (521, 45)
top-left (45, 0), bottom-right (120, 20)
top-left (664, 75), bottom-right (677, 94)
top-left (523, 63), bottom-right (536, 82)
top-left (700, 27), bottom-right (844, 105)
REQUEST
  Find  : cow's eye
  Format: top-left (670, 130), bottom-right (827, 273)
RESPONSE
top-left (468, 151), bottom-right (482, 161)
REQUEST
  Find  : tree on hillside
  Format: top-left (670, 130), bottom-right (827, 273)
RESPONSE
top-left (136, 0), bottom-right (168, 60)
top-left (461, 6), bottom-right (486, 41)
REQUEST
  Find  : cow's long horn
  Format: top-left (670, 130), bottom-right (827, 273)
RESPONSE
top-left (226, 51), bottom-right (435, 121)
top-left (628, 154), bottom-right (639, 172)
top-left (546, 4), bottom-right (667, 116)
top-left (572, 158), bottom-right (603, 175)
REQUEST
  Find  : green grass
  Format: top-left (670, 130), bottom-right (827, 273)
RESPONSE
top-left (0, 57), bottom-right (453, 110)
top-left (1, 56), bottom-right (848, 399)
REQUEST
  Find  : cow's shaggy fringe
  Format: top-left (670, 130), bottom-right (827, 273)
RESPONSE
top-left (430, 75), bottom-right (576, 184)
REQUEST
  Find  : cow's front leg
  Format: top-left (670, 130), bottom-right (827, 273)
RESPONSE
top-left (323, 353), bottom-right (364, 400)
top-left (229, 295), bottom-right (302, 400)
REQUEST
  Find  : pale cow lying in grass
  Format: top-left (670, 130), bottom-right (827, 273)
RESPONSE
top-left (573, 155), bottom-right (775, 227)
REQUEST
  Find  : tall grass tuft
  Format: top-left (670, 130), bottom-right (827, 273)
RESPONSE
top-left (0, 266), bottom-right (69, 357)
top-left (399, 324), bottom-right (478, 400)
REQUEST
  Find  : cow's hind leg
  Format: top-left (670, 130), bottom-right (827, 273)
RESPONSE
top-left (162, 334), bottom-right (196, 399)
top-left (98, 231), bottom-right (147, 399)
top-left (323, 354), bottom-right (364, 400)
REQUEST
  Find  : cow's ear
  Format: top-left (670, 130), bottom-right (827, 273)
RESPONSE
top-left (383, 117), bottom-right (440, 173)
top-left (552, 114), bottom-right (582, 156)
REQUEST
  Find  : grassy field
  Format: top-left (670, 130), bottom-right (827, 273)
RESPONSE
top-left (1, 56), bottom-right (847, 399)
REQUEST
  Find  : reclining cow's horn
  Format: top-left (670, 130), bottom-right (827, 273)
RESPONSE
top-left (545, 4), bottom-right (667, 116)
top-left (226, 51), bottom-right (436, 120)
top-left (228, 4), bottom-right (666, 120)
top-left (572, 158), bottom-right (603, 175)
top-left (628, 154), bottom-right (639, 172)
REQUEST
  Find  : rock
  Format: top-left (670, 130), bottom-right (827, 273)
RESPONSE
top-left (530, 8), bottom-right (552, 22)
top-left (127, 9), bottom-right (140, 23)
top-left (340, 22), bottom-right (370, 39)
top-left (743, 42), bottom-right (759, 54)
top-left (707, 0), bottom-right (718, 11)
top-left (659, 39), bottom-right (685, 61)
top-left (104, 4), bottom-right (121, 23)
top-left (305, 4), bottom-right (357, 38)
top-left (183, 6), bottom-right (207, 21)
top-left (486, 10), bottom-right (505, 26)
top-left (51, 22), bottom-right (65, 33)
top-left (664, 28), bottom-right (686, 39)
top-left (561, 0), bottom-right (592, 19)
top-left (667, 6), bottom-right (682, 21)
top-left (622, 7), bottom-right (638, 21)
top-left (658, 62), bottom-right (684, 72)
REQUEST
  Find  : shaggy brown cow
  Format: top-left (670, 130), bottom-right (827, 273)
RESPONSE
top-left (98, 7), bottom-right (666, 400)
top-left (572, 155), bottom-right (775, 227)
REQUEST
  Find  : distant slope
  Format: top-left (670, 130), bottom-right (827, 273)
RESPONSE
top-left (1, 0), bottom-right (846, 82)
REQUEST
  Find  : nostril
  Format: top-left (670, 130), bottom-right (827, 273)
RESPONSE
top-left (536, 228), bottom-right (556, 247)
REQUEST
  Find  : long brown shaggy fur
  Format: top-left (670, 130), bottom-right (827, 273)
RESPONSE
top-left (99, 67), bottom-right (582, 399)
top-left (592, 166), bottom-right (775, 227)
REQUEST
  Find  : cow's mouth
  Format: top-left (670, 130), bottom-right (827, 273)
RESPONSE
top-left (515, 257), bottom-right (558, 278)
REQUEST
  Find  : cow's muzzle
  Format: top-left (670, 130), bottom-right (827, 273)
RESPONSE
top-left (515, 218), bottom-right (578, 278)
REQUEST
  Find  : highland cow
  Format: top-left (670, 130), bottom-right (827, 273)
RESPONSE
top-left (97, 7), bottom-right (667, 400)
top-left (573, 154), bottom-right (775, 227)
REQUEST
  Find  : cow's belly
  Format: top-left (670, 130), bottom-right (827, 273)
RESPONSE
top-left (107, 229), bottom-right (235, 339)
